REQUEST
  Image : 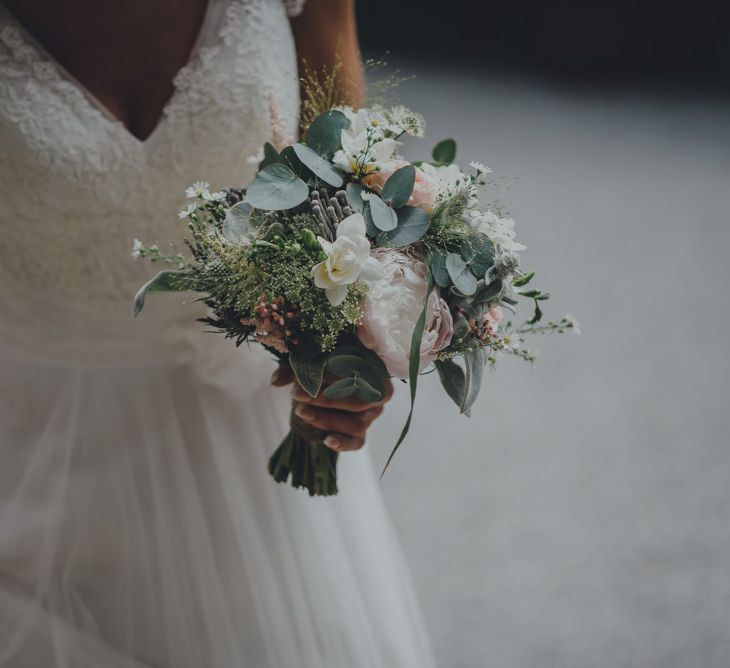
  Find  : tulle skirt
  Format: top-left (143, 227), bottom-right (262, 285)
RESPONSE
top-left (0, 293), bottom-right (436, 667)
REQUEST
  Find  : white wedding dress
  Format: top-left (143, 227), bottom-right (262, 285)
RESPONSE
top-left (0, 1), bottom-right (436, 666)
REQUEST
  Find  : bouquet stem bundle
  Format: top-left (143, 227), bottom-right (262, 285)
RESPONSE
top-left (268, 409), bottom-right (339, 496)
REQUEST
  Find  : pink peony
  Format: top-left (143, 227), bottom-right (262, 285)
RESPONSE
top-left (361, 159), bottom-right (438, 212)
top-left (357, 250), bottom-right (454, 379)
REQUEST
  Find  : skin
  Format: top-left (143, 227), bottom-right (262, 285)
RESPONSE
top-left (5, 0), bottom-right (390, 451)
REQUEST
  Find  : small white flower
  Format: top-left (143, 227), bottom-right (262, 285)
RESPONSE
top-left (500, 332), bottom-right (522, 352)
top-left (332, 110), bottom-right (397, 177)
top-left (388, 105), bottom-right (426, 137)
top-left (311, 213), bottom-right (385, 306)
top-left (246, 146), bottom-right (265, 165)
top-left (202, 190), bottom-right (226, 202)
top-left (131, 238), bottom-right (144, 259)
top-left (469, 160), bottom-right (492, 174)
top-left (420, 163), bottom-right (475, 204)
top-left (185, 181), bottom-right (211, 199)
top-left (177, 203), bottom-right (197, 219)
top-left (469, 211), bottom-right (526, 252)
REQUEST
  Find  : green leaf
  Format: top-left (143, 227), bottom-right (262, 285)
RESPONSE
top-left (369, 193), bottom-right (398, 231)
top-left (353, 376), bottom-right (383, 402)
top-left (292, 143), bottom-right (344, 188)
top-left (381, 165), bottom-right (415, 208)
top-left (432, 138), bottom-right (456, 164)
top-left (133, 271), bottom-right (191, 317)
top-left (327, 354), bottom-right (383, 380)
top-left (331, 344), bottom-right (388, 377)
top-left (462, 279), bottom-right (503, 319)
top-left (446, 253), bottom-right (477, 295)
top-left (363, 204), bottom-right (379, 237)
top-left (429, 251), bottom-right (451, 288)
top-left (305, 110), bottom-right (350, 158)
top-left (435, 359), bottom-right (467, 410)
top-left (345, 183), bottom-right (365, 213)
top-left (259, 142), bottom-right (279, 170)
top-left (289, 351), bottom-right (326, 398)
top-left (222, 201), bottom-right (254, 244)
top-left (461, 234), bottom-right (495, 278)
top-left (377, 206), bottom-right (430, 247)
top-left (247, 163), bottom-right (309, 210)
top-left (323, 377), bottom-right (356, 399)
top-left (512, 271), bottom-right (535, 287)
top-left (461, 349), bottom-right (485, 414)
top-left (381, 270), bottom-right (434, 477)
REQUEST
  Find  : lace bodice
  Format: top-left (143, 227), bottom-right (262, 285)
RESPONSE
top-left (0, 0), bottom-right (302, 306)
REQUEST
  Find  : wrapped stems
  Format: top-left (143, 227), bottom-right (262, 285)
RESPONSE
top-left (267, 408), bottom-right (339, 496)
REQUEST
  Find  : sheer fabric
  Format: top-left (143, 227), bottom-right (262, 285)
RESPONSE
top-left (0, 1), bottom-right (437, 665)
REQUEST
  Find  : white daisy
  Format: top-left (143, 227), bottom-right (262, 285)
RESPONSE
top-left (177, 203), bottom-right (197, 219)
top-left (202, 190), bottom-right (226, 202)
top-left (130, 238), bottom-right (144, 259)
top-left (469, 161), bottom-right (492, 174)
top-left (185, 181), bottom-right (210, 199)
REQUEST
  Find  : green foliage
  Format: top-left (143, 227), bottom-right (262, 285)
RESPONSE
top-left (435, 359), bottom-right (467, 411)
top-left (432, 138), bottom-right (457, 164)
top-left (133, 270), bottom-right (193, 317)
top-left (246, 163), bottom-right (309, 210)
top-left (292, 143), bottom-right (344, 188)
top-left (381, 165), bottom-right (415, 208)
top-left (289, 351), bottom-right (326, 397)
top-left (368, 194), bottom-right (398, 231)
top-left (377, 206), bottom-right (430, 247)
top-left (305, 110), bottom-right (350, 158)
top-left (446, 253), bottom-right (477, 295)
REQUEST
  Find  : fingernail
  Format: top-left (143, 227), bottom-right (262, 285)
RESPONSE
top-left (294, 404), bottom-right (314, 421)
top-left (324, 435), bottom-right (340, 450)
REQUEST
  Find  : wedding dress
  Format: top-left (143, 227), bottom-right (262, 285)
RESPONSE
top-left (0, 1), bottom-right (437, 665)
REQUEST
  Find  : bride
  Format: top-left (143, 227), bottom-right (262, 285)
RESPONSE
top-left (0, 0), bottom-right (437, 665)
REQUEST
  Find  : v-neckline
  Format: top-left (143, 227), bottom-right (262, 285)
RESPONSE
top-left (2, 1), bottom-right (215, 146)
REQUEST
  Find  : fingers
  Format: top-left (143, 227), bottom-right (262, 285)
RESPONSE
top-left (271, 365), bottom-right (295, 387)
top-left (323, 433), bottom-right (365, 452)
top-left (294, 403), bottom-right (383, 440)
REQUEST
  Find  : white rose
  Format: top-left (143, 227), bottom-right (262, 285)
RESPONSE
top-left (357, 250), bottom-right (454, 379)
top-left (311, 213), bottom-right (384, 306)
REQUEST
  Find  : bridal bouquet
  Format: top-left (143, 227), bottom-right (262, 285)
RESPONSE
top-left (133, 102), bottom-right (577, 496)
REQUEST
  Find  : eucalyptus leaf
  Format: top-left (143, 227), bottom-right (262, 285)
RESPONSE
top-left (446, 253), bottom-right (477, 295)
top-left (377, 206), bottom-right (430, 247)
top-left (305, 110), bottom-right (350, 158)
top-left (133, 271), bottom-right (192, 317)
top-left (327, 354), bottom-right (383, 380)
top-left (461, 349), bottom-right (485, 414)
top-left (259, 142), bottom-right (279, 170)
top-left (246, 163), bottom-right (309, 211)
top-left (363, 204), bottom-right (379, 237)
top-left (381, 165), bottom-right (415, 208)
top-left (331, 344), bottom-right (388, 377)
top-left (432, 138), bottom-right (456, 164)
top-left (289, 351), bottom-right (326, 398)
top-left (292, 143), bottom-right (344, 188)
top-left (345, 183), bottom-right (365, 213)
top-left (461, 233), bottom-right (495, 278)
top-left (369, 193), bottom-right (398, 231)
top-left (429, 251), bottom-right (451, 288)
top-left (323, 377), bottom-right (356, 399)
top-left (352, 376), bottom-right (383, 402)
top-left (222, 201), bottom-right (254, 244)
top-left (435, 359), bottom-right (467, 411)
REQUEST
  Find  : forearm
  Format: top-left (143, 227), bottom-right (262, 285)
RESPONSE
top-left (290, 0), bottom-right (364, 112)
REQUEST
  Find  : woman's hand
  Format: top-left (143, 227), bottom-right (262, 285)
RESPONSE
top-left (271, 366), bottom-right (393, 452)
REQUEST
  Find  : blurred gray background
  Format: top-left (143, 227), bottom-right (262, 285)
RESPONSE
top-left (360, 3), bottom-right (730, 665)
